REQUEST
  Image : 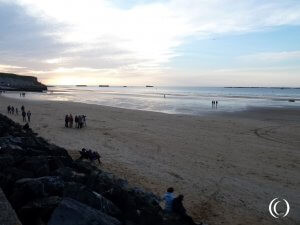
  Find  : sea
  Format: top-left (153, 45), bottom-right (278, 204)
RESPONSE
top-left (3, 86), bottom-right (300, 115)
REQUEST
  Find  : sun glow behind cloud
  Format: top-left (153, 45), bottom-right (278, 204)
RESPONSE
top-left (1, 0), bottom-right (300, 85)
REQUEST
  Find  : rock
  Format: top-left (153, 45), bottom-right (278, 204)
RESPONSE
top-left (0, 155), bottom-right (14, 170)
top-left (64, 182), bottom-right (122, 219)
top-left (0, 187), bottom-right (22, 225)
top-left (19, 196), bottom-right (62, 225)
top-left (10, 176), bottom-right (64, 208)
top-left (53, 167), bottom-right (87, 184)
top-left (48, 198), bottom-right (121, 225)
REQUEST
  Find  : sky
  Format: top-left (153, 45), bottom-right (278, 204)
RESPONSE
top-left (0, 0), bottom-right (300, 86)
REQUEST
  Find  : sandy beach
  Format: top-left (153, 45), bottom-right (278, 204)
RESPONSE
top-left (1, 95), bottom-right (299, 225)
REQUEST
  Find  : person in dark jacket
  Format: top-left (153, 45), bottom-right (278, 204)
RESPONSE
top-left (22, 111), bottom-right (26, 122)
top-left (172, 195), bottom-right (197, 225)
top-left (65, 115), bottom-right (69, 128)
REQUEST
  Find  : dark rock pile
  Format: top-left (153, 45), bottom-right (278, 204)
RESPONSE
top-left (0, 114), bottom-right (187, 225)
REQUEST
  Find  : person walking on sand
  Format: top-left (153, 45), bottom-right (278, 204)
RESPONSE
top-left (7, 105), bottom-right (11, 114)
top-left (216, 100), bottom-right (218, 108)
top-left (27, 111), bottom-right (31, 122)
top-left (162, 187), bottom-right (175, 213)
top-left (21, 105), bottom-right (25, 112)
top-left (69, 114), bottom-right (73, 128)
top-left (11, 106), bottom-right (15, 115)
top-left (22, 111), bottom-right (26, 122)
top-left (65, 115), bottom-right (69, 128)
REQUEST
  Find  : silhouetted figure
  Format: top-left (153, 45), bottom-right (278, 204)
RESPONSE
top-left (172, 195), bottom-right (196, 225)
top-left (162, 187), bottom-right (175, 213)
top-left (78, 116), bottom-right (83, 128)
top-left (11, 106), bottom-right (14, 115)
top-left (216, 101), bottom-right (218, 108)
top-left (16, 108), bottom-right (19, 115)
top-left (22, 111), bottom-right (26, 122)
top-left (21, 105), bottom-right (25, 112)
top-left (7, 105), bottom-right (11, 114)
top-left (69, 114), bottom-right (73, 128)
top-left (78, 148), bottom-right (101, 164)
top-left (75, 116), bottom-right (78, 128)
top-left (65, 115), bottom-right (69, 127)
top-left (82, 115), bottom-right (86, 127)
top-left (27, 111), bottom-right (31, 122)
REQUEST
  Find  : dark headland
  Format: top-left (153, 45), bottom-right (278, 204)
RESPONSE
top-left (0, 73), bottom-right (47, 92)
top-left (0, 114), bottom-right (192, 225)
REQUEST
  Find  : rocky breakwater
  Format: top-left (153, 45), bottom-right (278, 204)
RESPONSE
top-left (0, 73), bottom-right (47, 92)
top-left (0, 113), bottom-right (189, 225)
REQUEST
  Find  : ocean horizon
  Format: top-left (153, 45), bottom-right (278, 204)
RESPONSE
top-left (3, 86), bottom-right (300, 115)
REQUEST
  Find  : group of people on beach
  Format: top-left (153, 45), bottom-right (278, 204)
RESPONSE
top-left (65, 114), bottom-right (86, 128)
top-left (211, 100), bottom-right (218, 108)
top-left (19, 92), bottom-right (26, 97)
top-left (7, 105), bottom-right (31, 122)
top-left (78, 148), bottom-right (101, 164)
top-left (162, 187), bottom-right (198, 225)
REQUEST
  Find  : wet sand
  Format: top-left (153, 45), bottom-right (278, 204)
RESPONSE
top-left (1, 95), bottom-right (299, 225)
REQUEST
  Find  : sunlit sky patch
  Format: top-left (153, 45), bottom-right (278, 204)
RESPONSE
top-left (0, 0), bottom-right (300, 86)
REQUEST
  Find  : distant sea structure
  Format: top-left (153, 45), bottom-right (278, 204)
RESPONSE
top-left (99, 85), bottom-right (109, 87)
top-left (123, 86), bottom-right (127, 87)
top-left (146, 85), bottom-right (154, 87)
top-left (76, 85), bottom-right (87, 87)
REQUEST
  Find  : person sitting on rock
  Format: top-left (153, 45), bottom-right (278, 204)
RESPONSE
top-left (162, 187), bottom-right (175, 213)
top-left (172, 194), bottom-right (197, 225)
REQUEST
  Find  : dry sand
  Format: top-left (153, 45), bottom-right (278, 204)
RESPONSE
top-left (1, 95), bottom-right (299, 225)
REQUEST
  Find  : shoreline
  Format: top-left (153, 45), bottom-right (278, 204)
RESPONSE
top-left (0, 95), bottom-right (299, 225)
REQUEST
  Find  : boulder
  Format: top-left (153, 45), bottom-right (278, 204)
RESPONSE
top-left (48, 198), bottom-right (121, 225)
top-left (10, 176), bottom-right (64, 208)
top-left (64, 182), bottom-right (122, 219)
top-left (19, 196), bottom-right (62, 225)
top-left (53, 167), bottom-right (87, 184)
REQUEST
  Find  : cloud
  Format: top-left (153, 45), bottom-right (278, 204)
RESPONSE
top-left (239, 51), bottom-right (300, 62)
top-left (1, 0), bottom-right (300, 84)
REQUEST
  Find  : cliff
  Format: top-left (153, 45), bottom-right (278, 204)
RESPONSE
top-left (0, 73), bottom-right (47, 92)
top-left (0, 114), bottom-right (193, 225)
